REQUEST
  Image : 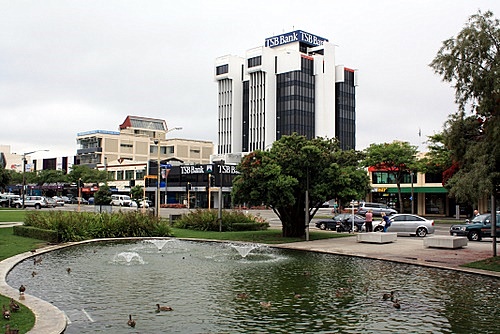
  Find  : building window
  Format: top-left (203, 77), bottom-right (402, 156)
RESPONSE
top-left (136, 169), bottom-right (145, 180)
top-left (107, 171), bottom-right (115, 181)
top-left (425, 172), bottom-right (443, 183)
top-left (248, 56), bottom-right (262, 68)
top-left (116, 171), bottom-right (124, 180)
top-left (216, 64), bottom-right (229, 75)
top-left (167, 146), bottom-right (174, 154)
top-left (372, 171), bottom-right (414, 184)
top-left (125, 170), bottom-right (134, 180)
top-left (120, 143), bottom-right (133, 148)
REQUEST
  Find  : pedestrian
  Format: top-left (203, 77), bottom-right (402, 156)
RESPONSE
top-left (473, 209), bottom-right (480, 217)
top-left (381, 212), bottom-right (391, 232)
top-left (365, 209), bottom-right (373, 232)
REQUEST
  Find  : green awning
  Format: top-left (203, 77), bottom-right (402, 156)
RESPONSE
top-left (385, 187), bottom-right (447, 194)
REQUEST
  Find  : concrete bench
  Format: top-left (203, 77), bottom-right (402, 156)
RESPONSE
top-left (357, 232), bottom-right (397, 244)
top-left (423, 236), bottom-right (468, 249)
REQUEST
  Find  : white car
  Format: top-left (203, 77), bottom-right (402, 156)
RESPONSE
top-left (373, 214), bottom-right (435, 237)
top-left (52, 196), bottom-right (65, 206)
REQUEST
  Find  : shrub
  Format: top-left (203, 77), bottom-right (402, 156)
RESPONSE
top-left (21, 211), bottom-right (172, 242)
top-left (173, 209), bottom-right (269, 232)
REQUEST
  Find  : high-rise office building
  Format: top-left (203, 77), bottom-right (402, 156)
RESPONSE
top-left (215, 30), bottom-right (358, 154)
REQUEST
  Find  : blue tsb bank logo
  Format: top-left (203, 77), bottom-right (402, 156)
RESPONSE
top-left (265, 30), bottom-right (328, 48)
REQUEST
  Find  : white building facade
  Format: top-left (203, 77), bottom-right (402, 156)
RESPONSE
top-left (215, 30), bottom-right (358, 155)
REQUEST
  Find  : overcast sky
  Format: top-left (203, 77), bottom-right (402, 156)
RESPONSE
top-left (1, 0), bottom-right (499, 160)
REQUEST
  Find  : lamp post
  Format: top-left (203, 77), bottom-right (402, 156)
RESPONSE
top-left (411, 171), bottom-right (414, 214)
top-left (152, 126), bottom-right (182, 217)
top-left (162, 127), bottom-right (182, 211)
top-left (153, 139), bottom-right (160, 217)
top-left (22, 149), bottom-right (49, 209)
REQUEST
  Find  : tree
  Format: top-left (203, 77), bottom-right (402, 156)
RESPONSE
top-left (430, 10), bottom-right (500, 206)
top-left (94, 185), bottom-right (112, 205)
top-left (232, 134), bottom-right (370, 238)
top-left (68, 165), bottom-right (108, 184)
top-left (363, 141), bottom-right (419, 214)
top-left (0, 166), bottom-right (11, 192)
top-left (37, 169), bottom-right (68, 185)
top-left (130, 185), bottom-right (145, 206)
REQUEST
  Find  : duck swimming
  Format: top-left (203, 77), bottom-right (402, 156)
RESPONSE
top-left (156, 304), bottom-right (173, 312)
top-left (127, 314), bottom-right (136, 328)
top-left (259, 301), bottom-right (271, 309)
top-left (382, 291), bottom-right (395, 301)
top-left (236, 293), bottom-right (249, 299)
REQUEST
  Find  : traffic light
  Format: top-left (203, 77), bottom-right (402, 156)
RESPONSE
top-left (210, 175), bottom-right (216, 187)
top-left (187, 183), bottom-right (192, 191)
top-left (129, 180), bottom-right (136, 187)
top-left (77, 179), bottom-right (83, 188)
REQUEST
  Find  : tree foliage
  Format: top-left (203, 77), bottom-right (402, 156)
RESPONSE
top-left (363, 141), bottom-right (419, 213)
top-left (232, 134), bottom-right (370, 238)
top-left (94, 185), bottom-right (112, 205)
top-left (67, 165), bottom-right (108, 184)
top-left (0, 167), bottom-right (11, 192)
top-left (430, 10), bottom-right (500, 204)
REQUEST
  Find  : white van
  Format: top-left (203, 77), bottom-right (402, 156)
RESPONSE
top-left (111, 195), bottom-right (132, 206)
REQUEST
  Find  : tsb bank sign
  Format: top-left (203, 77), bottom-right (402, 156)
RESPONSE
top-left (265, 30), bottom-right (328, 48)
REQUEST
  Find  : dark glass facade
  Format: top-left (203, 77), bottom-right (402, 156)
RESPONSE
top-left (335, 69), bottom-right (356, 150)
top-left (242, 81), bottom-right (249, 152)
top-left (276, 57), bottom-right (315, 140)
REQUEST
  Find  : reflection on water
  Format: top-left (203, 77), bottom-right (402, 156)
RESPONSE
top-left (6, 239), bottom-right (500, 333)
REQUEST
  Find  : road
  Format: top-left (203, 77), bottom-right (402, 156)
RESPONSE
top-left (23, 205), bottom-right (456, 236)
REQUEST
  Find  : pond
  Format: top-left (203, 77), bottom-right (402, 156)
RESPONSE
top-left (6, 239), bottom-right (500, 333)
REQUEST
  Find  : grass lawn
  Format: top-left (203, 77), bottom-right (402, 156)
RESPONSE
top-left (0, 209), bottom-right (26, 223)
top-left (462, 256), bottom-right (500, 272)
top-left (0, 227), bottom-right (44, 333)
top-left (0, 227), bottom-right (48, 261)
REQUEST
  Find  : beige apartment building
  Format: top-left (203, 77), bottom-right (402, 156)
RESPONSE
top-left (76, 116), bottom-right (213, 191)
top-left (76, 116), bottom-right (213, 167)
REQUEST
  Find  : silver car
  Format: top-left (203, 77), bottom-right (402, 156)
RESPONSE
top-left (373, 214), bottom-right (435, 237)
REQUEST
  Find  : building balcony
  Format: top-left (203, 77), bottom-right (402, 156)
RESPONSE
top-left (77, 147), bottom-right (103, 155)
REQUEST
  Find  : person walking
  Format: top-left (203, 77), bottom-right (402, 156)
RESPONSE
top-left (381, 212), bottom-right (391, 232)
top-left (365, 210), bottom-right (373, 232)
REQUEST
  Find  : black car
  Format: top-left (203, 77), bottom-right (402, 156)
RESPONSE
top-left (450, 213), bottom-right (500, 241)
top-left (316, 213), bottom-right (366, 232)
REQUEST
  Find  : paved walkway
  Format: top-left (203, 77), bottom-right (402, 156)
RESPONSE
top-left (0, 221), bottom-right (499, 333)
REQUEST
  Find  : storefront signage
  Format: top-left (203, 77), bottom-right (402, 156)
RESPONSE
top-left (180, 164), bottom-right (240, 175)
top-left (265, 30), bottom-right (328, 48)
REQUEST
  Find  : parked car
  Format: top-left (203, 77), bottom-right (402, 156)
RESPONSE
top-left (449, 213), bottom-right (500, 241)
top-left (61, 196), bottom-right (72, 204)
top-left (373, 214), bottom-right (435, 237)
top-left (357, 202), bottom-right (397, 216)
top-left (88, 197), bottom-right (94, 205)
top-left (0, 194), bottom-right (20, 207)
top-left (52, 196), bottom-right (65, 206)
top-left (70, 197), bottom-right (89, 205)
top-left (12, 196), bottom-right (53, 209)
top-left (111, 194), bottom-right (132, 206)
top-left (316, 213), bottom-right (366, 232)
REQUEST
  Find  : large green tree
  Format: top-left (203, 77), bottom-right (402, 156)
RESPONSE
top-left (0, 166), bottom-right (11, 192)
top-left (232, 134), bottom-right (370, 238)
top-left (67, 165), bottom-right (108, 184)
top-left (363, 141), bottom-right (419, 214)
top-left (429, 10), bottom-right (500, 206)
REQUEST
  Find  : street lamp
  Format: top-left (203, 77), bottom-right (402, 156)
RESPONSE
top-left (153, 139), bottom-right (160, 217)
top-left (163, 127), bottom-right (182, 209)
top-left (153, 127), bottom-right (182, 218)
top-left (22, 149), bottom-right (49, 209)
